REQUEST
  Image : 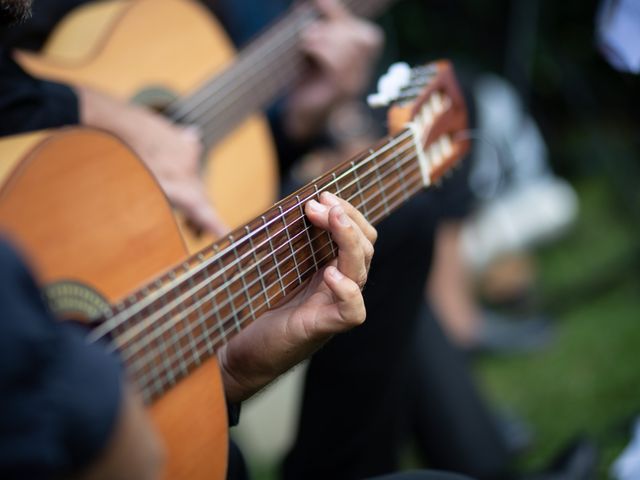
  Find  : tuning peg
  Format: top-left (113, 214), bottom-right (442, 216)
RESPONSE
top-left (367, 62), bottom-right (412, 108)
top-left (388, 62), bottom-right (412, 85)
top-left (367, 92), bottom-right (391, 108)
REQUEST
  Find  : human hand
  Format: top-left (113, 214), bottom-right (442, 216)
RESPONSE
top-left (285, 0), bottom-right (384, 140)
top-left (77, 87), bottom-right (228, 236)
top-left (217, 192), bottom-right (376, 403)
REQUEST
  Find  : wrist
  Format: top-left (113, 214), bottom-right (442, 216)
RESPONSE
top-left (216, 343), bottom-right (270, 404)
top-left (76, 86), bottom-right (152, 149)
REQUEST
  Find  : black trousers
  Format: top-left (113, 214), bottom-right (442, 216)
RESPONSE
top-left (282, 193), bottom-right (438, 479)
top-left (281, 189), bottom-right (508, 479)
top-left (372, 473), bottom-right (473, 480)
top-left (407, 304), bottom-right (509, 479)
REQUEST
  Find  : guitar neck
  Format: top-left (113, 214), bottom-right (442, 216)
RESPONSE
top-left (90, 127), bottom-right (422, 403)
top-left (166, 0), bottom-right (395, 148)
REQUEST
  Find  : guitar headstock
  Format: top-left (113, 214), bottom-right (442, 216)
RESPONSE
top-left (368, 60), bottom-right (470, 184)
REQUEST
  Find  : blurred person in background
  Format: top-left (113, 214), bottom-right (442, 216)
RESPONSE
top-left (597, 1), bottom-right (640, 478)
top-left (427, 73), bottom-right (578, 355)
top-left (0, 1), bottom-right (521, 479)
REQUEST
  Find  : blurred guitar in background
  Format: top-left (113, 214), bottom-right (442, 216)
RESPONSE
top-left (0, 0), bottom-right (395, 249)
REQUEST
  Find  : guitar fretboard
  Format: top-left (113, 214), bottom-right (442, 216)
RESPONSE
top-left (91, 127), bottom-right (422, 403)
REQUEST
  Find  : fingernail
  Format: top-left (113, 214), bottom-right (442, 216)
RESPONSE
top-left (321, 191), bottom-right (340, 206)
top-left (308, 199), bottom-right (326, 212)
top-left (328, 266), bottom-right (344, 280)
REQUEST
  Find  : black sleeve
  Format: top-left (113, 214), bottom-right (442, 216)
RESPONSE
top-left (0, 48), bottom-right (79, 136)
top-left (0, 240), bottom-right (122, 478)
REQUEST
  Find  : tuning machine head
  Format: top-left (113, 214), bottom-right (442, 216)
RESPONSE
top-left (373, 60), bottom-right (471, 184)
top-left (367, 62), bottom-right (439, 108)
top-left (367, 62), bottom-right (412, 108)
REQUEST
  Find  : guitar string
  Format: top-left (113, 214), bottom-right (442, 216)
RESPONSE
top-left (104, 87), bottom-right (446, 342)
top-left (136, 170), bottom-right (425, 398)
top-left (129, 163), bottom-right (424, 387)
top-left (169, 0), bottom-right (392, 150)
top-left (170, 0), bottom-right (373, 119)
top-left (169, 0), bottom-right (373, 126)
top-left (194, 55), bottom-right (306, 148)
top-left (128, 114), bottom-right (440, 388)
top-left (136, 184), bottom-right (422, 396)
top-left (170, 15), bottom-right (308, 127)
top-left (132, 165), bottom-right (425, 397)
top-left (91, 129), bottom-right (414, 343)
top-left (109, 136), bottom-right (418, 355)
top-left (105, 133), bottom-right (417, 346)
top-left (184, 8), bottom-right (385, 147)
top-left (168, 1), bottom-right (313, 119)
top-left (88, 128), bottom-right (415, 343)
top-left (118, 141), bottom-right (422, 363)
top-left (101, 1), bottom-right (430, 336)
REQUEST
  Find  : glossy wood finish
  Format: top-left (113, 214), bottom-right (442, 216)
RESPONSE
top-left (0, 60), bottom-right (469, 480)
top-left (15, 0), bottom-right (279, 251)
top-left (0, 129), bottom-right (228, 479)
top-left (0, 131), bottom-right (49, 185)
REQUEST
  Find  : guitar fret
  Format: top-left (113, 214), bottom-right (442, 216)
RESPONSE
top-left (280, 206), bottom-right (302, 285)
top-left (232, 235), bottom-right (257, 324)
top-left (184, 263), bottom-right (207, 360)
top-left (223, 235), bottom-right (242, 333)
top-left (332, 172), bottom-right (342, 197)
top-left (157, 292), bottom-right (178, 388)
top-left (144, 280), bottom-right (167, 398)
top-left (263, 215), bottom-right (287, 296)
top-left (393, 145), bottom-right (411, 202)
top-left (314, 183), bottom-right (336, 258)
top-left (124, 298), bottom-right (152, 394)
top-left (195, 254), bottom-right (215, 355)
top-left (372, 152), bottom-right (391, 216)
top-left (297, 195), bottom-right (318, 272)
top-left (167, 272), bottom-right (190, 378)
top-left (247, 225), bottom-right (271, 309)
top-left (351, 160), bottom-right (369, 219)
top-left (210, 246), bottom-right (228, 345)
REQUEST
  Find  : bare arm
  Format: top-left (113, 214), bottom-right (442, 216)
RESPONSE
top-left (217, 192), bottom-right (376, 403)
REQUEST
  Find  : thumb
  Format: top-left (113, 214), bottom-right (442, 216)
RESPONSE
top-left (189, 201), bottom-right (229, 237)
top-left (172, 186), bottom-right (229, 237)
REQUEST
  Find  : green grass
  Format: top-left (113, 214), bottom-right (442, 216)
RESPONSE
top-left (477, 179), bottom-right (640, 478)
top-left (250, 179), bottom-right (640, 479)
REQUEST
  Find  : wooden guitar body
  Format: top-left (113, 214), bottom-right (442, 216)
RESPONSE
top-left (0, 57), bottom-right (469, 480)
top-left (12, 0), bottom-right (279, 251)
top-left (0, 129), bottom-right (228, 479)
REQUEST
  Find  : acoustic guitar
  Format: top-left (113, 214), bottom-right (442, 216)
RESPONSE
top-left (2, 0), bottom-right (395, 250)
top-left (0, 61), bottom-right (469, 479)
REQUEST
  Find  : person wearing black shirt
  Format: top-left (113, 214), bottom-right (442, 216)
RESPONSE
top-left (0, 1), bottom-right (509, 479)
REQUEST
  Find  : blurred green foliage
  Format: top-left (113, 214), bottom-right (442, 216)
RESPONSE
top-left (254, 2), bottom-right (639, 477)
top-left (479, 179), bottom-right (640, 477)
top-left (379, 1), bottom-right (640, 476)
